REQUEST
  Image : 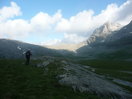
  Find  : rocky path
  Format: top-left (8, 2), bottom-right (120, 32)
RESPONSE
top-left (36, 57), bottom-right (132, 99)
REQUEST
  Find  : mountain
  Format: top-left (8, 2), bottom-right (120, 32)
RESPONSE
top-left (45, 22), bottom-right (122, 52)
top-left (87, 22), bottom-right (122, 44)
top-left (76, 21), bottom-right (132, 60)
top-left (1, 21), bottom-right (132, 59)
top-left (0, 39), bottom-right (61, 58)
top-left (105, 20), bottom-right (132, 46)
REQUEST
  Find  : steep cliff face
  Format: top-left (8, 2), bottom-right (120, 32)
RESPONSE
top-left (87, 22), bottom-right (122, 44)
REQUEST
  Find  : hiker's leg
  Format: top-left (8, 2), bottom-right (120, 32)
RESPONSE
top-left (27, 57), bottom-right (30, 65)
top-left (25, 57), bottom-right (29, 65)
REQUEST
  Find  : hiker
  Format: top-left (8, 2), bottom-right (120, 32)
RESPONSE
top-left (25, 49), bottom-right (32, 65)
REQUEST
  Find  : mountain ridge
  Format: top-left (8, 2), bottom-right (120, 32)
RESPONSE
top-left (76, 20), bottom-right (132, 60)
top-left (0, 39), bottom-right (62, 58)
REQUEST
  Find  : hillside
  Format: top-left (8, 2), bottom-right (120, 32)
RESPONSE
top-left (0, 39), bottom-right (61, 59)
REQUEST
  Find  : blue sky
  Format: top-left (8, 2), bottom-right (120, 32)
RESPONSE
top-left (0, 0), bottom-right (131, 45)
top-left (1, 0), bottom-right (126, 18)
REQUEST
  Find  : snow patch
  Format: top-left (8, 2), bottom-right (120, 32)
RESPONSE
top-left (17, 46), bottom-right (21, 50)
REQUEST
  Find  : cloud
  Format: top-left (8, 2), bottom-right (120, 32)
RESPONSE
top-left (0, 2), bottom-right (22, 21)
top-left (62, 33), bottom-right (88, 44)
top-left (40, 39), bottom-right (61, 46)
top-left (0, 0), bottom-right (132, 45)
top-left (0, 2), bottom-right (62, 40)
top-left (55, 0), bottom-right (132, 39)
top-left (114, 0), bottom-right (132, 24)
top-left (30, 10), bottom-right (62, 33)
top-left (55, 10), bottom-right (94, 34)
top-left (93, 0), bottom-right (132, 25)
top-left (41, 33), bottom-right (88, 46)
top-left (0, 19), bottom-right (30, 39)
top-left (0, 2), bottom-right (27, 39)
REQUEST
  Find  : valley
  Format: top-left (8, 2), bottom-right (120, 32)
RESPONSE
top-left (0, 20), bottom-right (132, 99)
top-left (0, 57), bottom-right (132, 99)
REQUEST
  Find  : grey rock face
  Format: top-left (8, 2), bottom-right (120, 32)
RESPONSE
top-left (87, 22), bottom-right (122, 44)
top-left (37, 56), bottom-right (55, 67)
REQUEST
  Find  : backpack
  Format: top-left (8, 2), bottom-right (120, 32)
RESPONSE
top-left (26, 51), bottom-right (30, 56)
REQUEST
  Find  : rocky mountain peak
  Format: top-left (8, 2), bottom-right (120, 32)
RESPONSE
top-left (93, 22), bottom-right (122, 37)
top-left (104, 22), bottom-right (121, 30)
top-left (86, 22), bottom-right (122, 44)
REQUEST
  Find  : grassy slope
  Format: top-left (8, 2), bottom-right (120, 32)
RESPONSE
top-left (0, 59), bottom-right (100, 99)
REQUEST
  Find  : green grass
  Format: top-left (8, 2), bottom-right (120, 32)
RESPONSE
top-left (78, 60), bottom-right (132, 81)
top-left (78, 60), bottom-right (132, 70)
top-left (95, 69), bottom-right (132, 82)
top-left (0, 59), bottom-right (101, 99)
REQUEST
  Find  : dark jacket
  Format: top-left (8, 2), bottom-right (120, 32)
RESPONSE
top-left (25, 50), bottom-right (32, 58)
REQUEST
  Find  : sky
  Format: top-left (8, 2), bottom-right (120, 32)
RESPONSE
top-left (0, 0), bottom-right (132, 45)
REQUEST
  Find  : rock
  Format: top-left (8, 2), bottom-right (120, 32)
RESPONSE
top-left (36, 58), bottom-right (132, 98)
top-left (36, 56), bottom-right (55, 67)
top-left (113, 79), bottom-right (132, 88)
top-left (58, 61), bottom-right (132, 99)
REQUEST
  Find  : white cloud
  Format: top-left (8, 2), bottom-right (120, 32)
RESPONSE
top-left (0, 2), bottom-right (22, 21)
top-left (55, 10), bottom-right (94, 34)
top-left (55, 0), bottom-right (132, 40)
top-left (0, 2), bottom-right (62, 40)
top-left (40, 39), bottom-right (61, 46)
top-left (0, 19), bottom-right (30, 39)
top-left (62, 33), bottom-right (87, 44)
top-left (30, 10), bottom-right (62, 33)
top-left (0, 2), bottom-right (27, 39)
top-left (0, 0), bottom-right (132, 45)
top-left (114, 0), bottom-right (132, 24)
top-left (93, 0), bottom-right (132, 25)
